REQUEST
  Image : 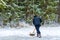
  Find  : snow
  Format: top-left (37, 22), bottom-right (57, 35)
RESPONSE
top-left (0, 24), bottom-right (60, 40)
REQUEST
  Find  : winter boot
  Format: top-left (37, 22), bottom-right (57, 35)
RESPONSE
top-left (37, 33), bottom-right (41, 38)
top-left (38, 34), bottom-right (41, 38)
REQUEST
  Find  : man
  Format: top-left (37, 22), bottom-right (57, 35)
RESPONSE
top-left (33, 15), bottom-right (42, 38)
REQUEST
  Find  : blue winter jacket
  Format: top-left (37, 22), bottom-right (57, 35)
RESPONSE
top-left (33, 16), bottom-right (42, 25)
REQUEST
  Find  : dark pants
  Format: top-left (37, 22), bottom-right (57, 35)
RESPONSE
top-left (35, 25), bottom-right (41, 34)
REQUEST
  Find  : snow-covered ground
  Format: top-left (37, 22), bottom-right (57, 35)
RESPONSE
top-left (0, 24), bottom-right (60, 40)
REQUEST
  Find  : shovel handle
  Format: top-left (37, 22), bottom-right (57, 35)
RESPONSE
top-left (32, 28), bottom-right (35, 33)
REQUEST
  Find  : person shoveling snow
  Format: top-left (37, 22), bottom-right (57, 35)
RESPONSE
top-left (30, 15), bottom-right (42, 38)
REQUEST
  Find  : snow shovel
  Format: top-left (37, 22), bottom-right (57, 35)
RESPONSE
top-left (29, 28), bottom-right (35, 36)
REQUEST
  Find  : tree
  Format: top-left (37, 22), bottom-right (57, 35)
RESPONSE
top-left (0, 0), bottom-right (58, 25)
top-left (57, 0), bottom-right (60, 22)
